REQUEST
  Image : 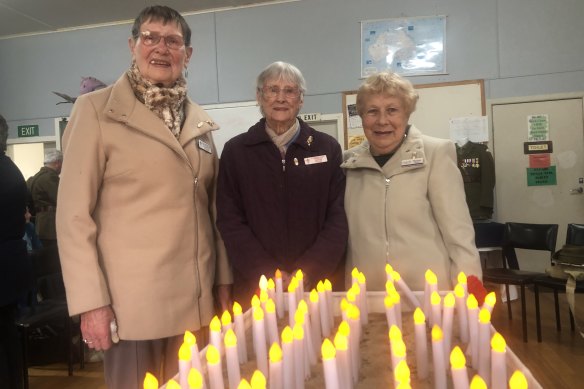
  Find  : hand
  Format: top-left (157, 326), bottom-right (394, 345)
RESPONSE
top-left (467, 275), bottom-right (488, 306)
top-left (280, 270), bottom-right (293, 290)
top-left (215, 284), bottom-right (233, 313)
top-left (80, 305), bottom-right (115, 351)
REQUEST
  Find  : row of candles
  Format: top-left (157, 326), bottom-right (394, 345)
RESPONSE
top-left (144, 267), bottom-right (532, 389)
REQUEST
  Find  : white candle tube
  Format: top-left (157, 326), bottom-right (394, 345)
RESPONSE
top-left (466, 295), bottom-right (479, 369)
top-left (267, 278), bottom-right (276, 306)
top-left (357, 273), bottom-right (369, 325)
top-left (269, 343), bottom-right (284, 389)
top-left (430, 291), bottom-right (442, 328)
top-left (183, 331), bottom-right (206, 389)
top-left (442, 292), bottom-right (455, 361)
top-left (478, 308), bottom-right (492, 386)
top-left (392, 271), bottom-right (421, 309)
top-left (178, 342), bottom-right (191, 389)
top-left (483, 291), bottom-right (497, 315)
top-left (454, 284), bottom-right (469, 344)
top-left (450, 346), bottom-right (470, 389)
top-left (296, 305), bottom-right (317, 367)
top-left (347, 305), bottom-right (361, 378)
top-left (265, 299), bottom-right (280, 346)
top-left (206, 345), bottom-right (225, 389)
top-left (390, 338), bottom-right (406, 373)
top-left (275, 270), bottom-right (285, 319)
top-left (232, 302), bottom-right (248, 364)
top-left (288, 280), bottom-right (298, 327)
top-left (321, 339), bottom-right (340, 389)
top-left (491, 332), bottom-right (507, 389)
top-left (457, 272), bottom-right (468, 297)
top-left (338, 321), bottom-right (356, 385)
top-left (281, 326), bottom-right (295, 389)
top-left (333, 332), bottom-right (353, 389)
top-left (392, 292), bottom-right (402, 331)
top-left (224, 329), bottom-right (241, 389)
top-left (317, 282), bottom-right (331, 337)
top-left (413, 308), bottom-right (429, 380)
top-left (253, 307), bottom-right (269, 377)
top-left (293, 324), bottom-right (305, 389)
top-left (295, 269), bottom-right (305, 303)
top-left (384, 295), bottom-right (397, 329)
top-left (324, 280), bottom-right (334, 332)
top-left (423, 270), bottom-right (437, 318)
top-left (431, 325), bottom-right (447, 389)
top-left (309, 289), bottom-right (322, 354)
top-left (209, 316), bottom-right (223, 357)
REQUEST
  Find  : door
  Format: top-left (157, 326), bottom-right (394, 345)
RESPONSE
top-left (492, 96), bottom-right (584, 271)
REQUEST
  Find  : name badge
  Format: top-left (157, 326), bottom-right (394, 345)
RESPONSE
top-left (198, 139), bottom-right (212, 154)
top-left (401, 157), bottom-right (424, 167)
top-left (304, 155), bottom-right (328, 165)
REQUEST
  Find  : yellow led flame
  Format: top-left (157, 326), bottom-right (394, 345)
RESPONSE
top-left (221, 310), bottom-right (232, 326)
top-left (491, 332), bottom-right (506, 353)
top-left (450, 346), bottom-right (466, 369)
top-left (470, 374), bottom-right (487, 389)
top-left (351, 267), bottom-right (360, 278)
top-left (324, 279), bottom-right (332, 291)
top-left (321, 338), bottom-right (336, 360)
top-left (187, 368), bottom-right (203, 389)
top-left (358, 271), bottom-right (366, 283)
top-left (253, 306), bottom-right (264, 321)
top-left (431, 291), bottom-right (441, 306)
top-left (346, 287), bottom-right (357, 303)
top-left (347, 304), bottom-right (360, 320)
top-left (309, 289), bottom-right (319, 302)
top-left (233, 301), bottom-right (243, 316)
top-left (478, 308), bottom-right (491, 324)
top-left (166, 379), bottom-right (181, 389)
top-left (508, 370), bottom-right (528, 389)
top-left (184, 330), bottom-right (196, 347)
top-left (338, 320), bottom-right (351, 337)
top-left (316, 281), bottom-right (325, 293)
top-left (275, 269), bottom-right (282, 279)
top-left (425, 269), bottom-right (437, 285)
top-left (178, 342), bottom-right (191, 361)
top-left (413, 308), bottom-right (426, 325)
top-left (391, 270), bottom-right (401, 282)
top-left (143, 372), bottom-right (158, 389)
top-left (293, 324), bottom-right (304, 340)
top-left (251, 295), bottom-right (260, 309)
top-left (454, 283), bottom-right (465, 298)
top-left (385, 280), bottom-right (397, 295)
top-left (457, 272), bottom-right (467, 285)
top-left (287, 277), bottom-right (297, 293)
top-left (210, 316), bottom-right (221, 332)
top-left (485, 291), bottom-right (497, 307)
top-left (388, 325), bottom-right (403, 342)
top-left (444, 292), bottom-right (455, 308)
top-left (391, 291), bottom-right (401, 304)
top-left (353, 283), bottom-right (361, 296)
top-left (281, 326), bottom-right (293, 344)
top-left (265, 298), bottom-right (276, 314)
top-left (384, 295), bottom-right (394, 309)
top-left (394, 359), bottom-right (410, 383)
top-left (250, 370), bottom-right (266, 389)
top-left (238, 378), bottom-right (252, 389)
top-left (259, 290), bottom-right (269, 303)
top-left (295, 269), bottom-right (304, 281)
top-left (466, 294), bottom-right (478, 309)
top-left (224, 328), bottom-right (237, 347)
top-left (269, 342), bottom-right (282, 363)
top-left (267, 278), bottom-right (275, 290)
top-left (206, 345), bottom-right (220, 365)
top-left (392, 339), bottom-right (406, 358)
top-left (431, 325), bottom-right (443, 341)
top-left (385, 263), bottom-right (394, 275)
top-left (259, 275), bottom-right (268, 291)
top-left (297, 300), bottom-right (308, 313)
top-left (333, 332), bottom-right (348, 351)
top-left (294, 309), bottom-right (305, 326)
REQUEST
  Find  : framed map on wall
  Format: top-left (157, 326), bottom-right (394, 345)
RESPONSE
top-left (361, 15), bottom-right (446, 78)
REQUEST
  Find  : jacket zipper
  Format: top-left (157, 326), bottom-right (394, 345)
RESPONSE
top-left (384, 177), bottom-right (391, 261)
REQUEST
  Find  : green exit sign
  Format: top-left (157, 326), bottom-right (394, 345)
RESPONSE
top-left (17, 124), bottom-right (39, 137)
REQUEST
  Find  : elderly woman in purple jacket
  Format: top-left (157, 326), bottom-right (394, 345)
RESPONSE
top-left (217, 61), bottom-right (348, 306)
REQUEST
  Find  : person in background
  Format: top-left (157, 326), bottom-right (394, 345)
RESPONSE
top-left (217, 61), bottom-right (348, 306)
top-left (0, 114), bottom-right (32, 389)
top-left (23, 207), bottom-right (42, 252)
top-left (56, 6), bottom-right (232, 388)
top-left (342, 72), bottom-right (485, 301)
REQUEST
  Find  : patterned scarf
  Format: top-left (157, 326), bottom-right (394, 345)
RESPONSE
top-left (265, 119), bottom-right (300, 157)
top-left (126, 62), bottom-right (187, 139)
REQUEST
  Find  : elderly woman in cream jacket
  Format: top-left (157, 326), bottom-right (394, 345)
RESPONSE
top-left (342, 72), bottom-right (483, 293)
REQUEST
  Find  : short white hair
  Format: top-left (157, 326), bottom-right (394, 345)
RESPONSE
top-left (44, 150), bottom-right (63, 164)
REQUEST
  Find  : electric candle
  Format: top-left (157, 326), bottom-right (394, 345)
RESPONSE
top-left (357, 272), bottom-right (369, 325)
top-left (253, 306), bottom-right (269, 376)
top-left (424, 270), bottom-right (438, 319)
top-left (466, 294), bottom-right (479, 369)
top-left (385, 263), bottom-right (394, 282)
top-left (442, 292), bottom-right (455, 361)
top-left (293, 323), bottom-right (305, 389)
top-left (288, 278), bottom-right (298, 326)
top-left (450, 346), bottom-right (469, 389)
top-left (260, 289), bottom-right (269, 313)
top-left (391, 290), bottom-right (402, 330)
top-left (144, 372), bottom-right (158, 389)
top-left (222, 310), bottom-right (234, 335)
top-left (296, 300), bottom-right (317, 366)
top-left (483, 292), bottom-right (496, 315)
top-left (238, 379), bottom-right (252, 389)
top-left (275, 269), bottom-right (284, 318)
top-left (188, 368), bottom-right (204, 389)
top-left (430, 291), bottom-right (442, 328)
top-left (351, 267), bottom-right (360, 285)
top-left (388, 325), bottom-right (405, 371)
top-left (183, 331), bottom-right (205, 386)
top-left (340, 297), bottom-right (349, 324)
top-left (490, 332), bottom-right (507, 389)
top-left (281, 326), bottom-right (295, 389)
top-left (233, 302), bottom-right (248, 363)
top-left (308, 289), bottom-right (322, 353)
top-left (478, 308), bottom-right (491, 385)
top-left (346, 286), bottom-right (357, 318)
top-left (265, 299), bottom-right (279, 346)
top-left (250, 370), bottom-right (267, 389)
top-left (413, 308), bottom-right (429, 380)
top-left (295, 270), bottom-right (304, 302)
top-left (178, 342), bottom-right (192, 389)
top-left (269, 342), bottom-right (284, 389)
top-left (469, 375), bottom-right (487, 389)
top-left (508, 370), bottom-right (528, 389)
top-left (167, 380), bottom-right (181, 389)
top-left (324, 279), bottom-right (334, 331)
top-left (317, 281), bottom-right (331, 337)
top-left (293, 309), bottom-right (311, 375)
top-left (321, 339), bottom-right (340, 389)
top-left (209, 316), bottom-right (223, 357)
top-left (457, 272), bottom-right (468, 296)
top-left (384, 295), bottom-right (397, 329)
top-left (385, 279), bottom-right (397, 296)
top-left (393, 359), bottom-right (411, 388)
top-left (251, 295), bottom-right (261, 313)
top-left (267, 278), bottom-right (276, 307)
top-left (454, 284), bottom-right (469, 343)
top-left (392, 270), bottom-right (421, 309)
top-left (431, 325), bottom-right (447, 389)
top-left (333, 331), bottom-right (352, 389)
top-left (259, 275), bottom-right (268, 294)
top-left (338, 321), bottom-right (357, 384)
top-left (224, 329), bottom-right (241, 389)
top-left (206, 345), bottom-right (225, 389)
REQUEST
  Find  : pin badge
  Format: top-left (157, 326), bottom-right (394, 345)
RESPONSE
top-left (307, 135), bottom-right (313, 147)
top-left (197, 121), bottom-right (204, 128)
top-left (294, 157), bottom-right (299, 166)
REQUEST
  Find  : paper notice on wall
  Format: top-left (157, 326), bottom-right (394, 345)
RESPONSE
top-left (449, 116), bottom-right (489, 143)
top-left (529, 154), bottom-right (551, 168)
top-left (527, 114), bottom-right (549, 141)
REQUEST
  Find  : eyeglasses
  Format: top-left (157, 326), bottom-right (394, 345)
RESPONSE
top-left (261, 85), bottom-right (301, 100)
top-left (139, 31), bottom-right (185, 50)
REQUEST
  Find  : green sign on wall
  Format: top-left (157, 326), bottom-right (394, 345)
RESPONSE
top-left (17, 124), bottom-right (39, 137)
top-left (527, 166), bottom-right (557, 186)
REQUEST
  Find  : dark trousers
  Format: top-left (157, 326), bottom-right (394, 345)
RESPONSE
top-left (0, 304), bottom-right (23, 389)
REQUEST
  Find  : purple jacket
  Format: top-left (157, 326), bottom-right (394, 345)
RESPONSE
top-left (217, 118), bottom-right (348, 298)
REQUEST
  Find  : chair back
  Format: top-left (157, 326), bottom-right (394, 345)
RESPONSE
top-left (504, 222), bottom-right (558, 261)
top-left (566, 223), bottom-right (584, 246)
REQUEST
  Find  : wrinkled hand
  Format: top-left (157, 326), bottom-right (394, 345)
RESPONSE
top-left (215, 284), bottom-right (233, 313)
top-left (80, 305), bottom-right (115, 351)
top-left (467, 275), bottom-right (488, 306)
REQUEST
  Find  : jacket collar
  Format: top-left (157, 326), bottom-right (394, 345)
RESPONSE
top-left (244, 117), bottom-right (317, 151)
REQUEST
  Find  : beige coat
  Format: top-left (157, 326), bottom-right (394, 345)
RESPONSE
top-left (342, 126), bottom-right (482, 292)
top-left (57, 74), bottom-right (232, 340)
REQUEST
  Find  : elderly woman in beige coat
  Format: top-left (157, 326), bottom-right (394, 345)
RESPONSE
top-left (342, 72), bottom-right (484, 295)
top-left (56, 6), bottom-right (232, 388)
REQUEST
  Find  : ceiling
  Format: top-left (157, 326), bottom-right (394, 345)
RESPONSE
top-left (0, 0), bottom-right (289, 39)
